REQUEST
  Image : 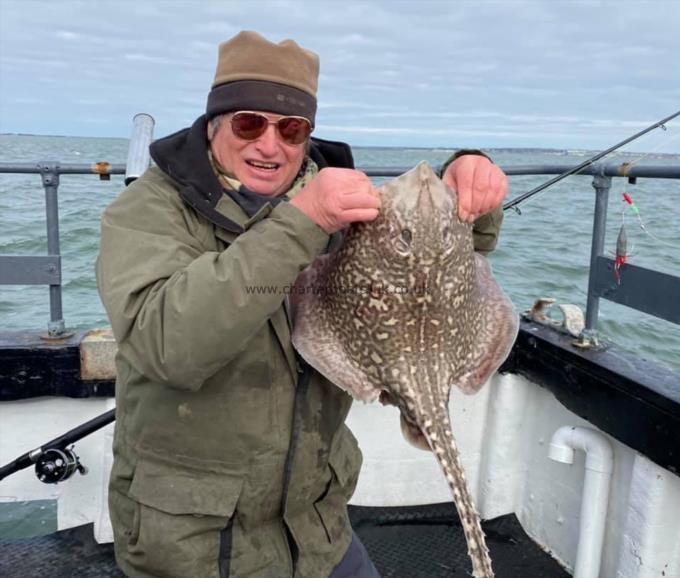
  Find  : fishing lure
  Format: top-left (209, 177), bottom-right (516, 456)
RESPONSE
top-left (623, 192), bottom-right (640, 217)
top-left (614, 223), bottom-right (629, 285)
top-left (614, 190), bottom-right (680, 284)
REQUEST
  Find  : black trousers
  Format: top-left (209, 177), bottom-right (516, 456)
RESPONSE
top-left (220, 525), bottom-right (380, 578)
top-left (330, 532), bottom-right (381, 578)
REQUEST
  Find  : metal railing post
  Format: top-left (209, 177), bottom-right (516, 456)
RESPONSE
top-left (584, 165), bottom-right (612, 337)
top-left (39, 163), bottom-right (65, 337)
top-left (125, 113), bottom-right (155, 185)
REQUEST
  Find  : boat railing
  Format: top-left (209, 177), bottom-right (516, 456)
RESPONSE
top-left (0, 114), bottom-right (153, 336)
top-left (1, 115), bottom-right (679, 341)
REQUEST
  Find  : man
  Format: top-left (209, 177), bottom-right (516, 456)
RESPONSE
top-left (97, 31), bottom-right (507, 578)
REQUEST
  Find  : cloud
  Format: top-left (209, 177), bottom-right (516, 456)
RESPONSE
top-left (123, 53), bottom-right (174, 64)
top-left (0, 0), bottom-right (678, 151)
top-left (2, 56), bottom-right (68, 68)
top-left (12, 97), bottom-right (48, 105)
top-left (316, 123), bottom-right (591, 141)
top-left (74, 98), bottom-right (108, 106)
top-left (55, 30), bottom-right (79, 40)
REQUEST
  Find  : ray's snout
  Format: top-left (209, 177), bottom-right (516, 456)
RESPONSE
top-left (418, 185), bottom-right (434, 215)
top-left (415, 161), bottom-right (449, 215)
top-left (388, 161), bottom-right (450, 218)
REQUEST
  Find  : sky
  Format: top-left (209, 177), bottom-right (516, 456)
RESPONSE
top-left (1, 0), bottom-right (679, 152)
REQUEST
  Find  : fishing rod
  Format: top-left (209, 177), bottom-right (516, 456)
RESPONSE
top-left (503, 109), bottom-right (680, 212)
top-left (0, 409), bottom-right (115, 483)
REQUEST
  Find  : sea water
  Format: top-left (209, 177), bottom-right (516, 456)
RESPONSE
top-left (1, 134), bottom-right (679, 373)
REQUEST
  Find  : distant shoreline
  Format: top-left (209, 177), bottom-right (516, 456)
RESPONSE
top-left (1, 133), bottom-right (679, 157)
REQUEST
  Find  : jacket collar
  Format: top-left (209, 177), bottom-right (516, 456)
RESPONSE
top-left (149, 115), bottom-right (356, 235)
top-left (150, 115), bottom-right (247, 234)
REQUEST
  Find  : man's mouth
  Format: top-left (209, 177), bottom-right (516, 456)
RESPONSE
top-left (246, 160), bottom-right (280, 171)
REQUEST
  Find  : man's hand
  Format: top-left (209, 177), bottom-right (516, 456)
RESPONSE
top-left (290, 168), bottom-right (381, 234)
top-left (443, 155), bottom-right (508, 223)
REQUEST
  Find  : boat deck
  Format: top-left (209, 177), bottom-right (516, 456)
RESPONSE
top-left (0, 503), bottom-right (569, 577)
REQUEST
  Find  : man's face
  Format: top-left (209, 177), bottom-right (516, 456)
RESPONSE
top-left (209, 111), bottom-right (307, 197)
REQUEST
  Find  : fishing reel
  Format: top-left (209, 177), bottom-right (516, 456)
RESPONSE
top-left (34, 446), bottom-right (88, 484)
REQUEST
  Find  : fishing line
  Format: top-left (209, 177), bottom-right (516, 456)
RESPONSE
top-left (511, 120), bottom-right (680, 213)
top-left (619, 191), bottom-right (680, 249)
top-left (607, 132), bottom-right (680, 287)
top-left (611, 187), bottom-right (680, 285)
top-left (503, 109), bottom-right (680, 212)
top-left (612, 128), bottom-right (680, 248)
top-left (609, 127), bottom-right (680, 169)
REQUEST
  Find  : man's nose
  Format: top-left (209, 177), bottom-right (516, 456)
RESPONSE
top-left (255, 124), bottom-right (279, 155)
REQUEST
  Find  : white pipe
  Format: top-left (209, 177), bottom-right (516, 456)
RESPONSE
top-left (548, 426), bottom-right (614, 578)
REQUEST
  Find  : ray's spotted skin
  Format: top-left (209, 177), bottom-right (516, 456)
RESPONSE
top-left (291, 162), bottom-right (518, 578)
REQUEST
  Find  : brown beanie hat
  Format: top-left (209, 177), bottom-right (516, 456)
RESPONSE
top-left (206, 31), bottom-right (319, 125)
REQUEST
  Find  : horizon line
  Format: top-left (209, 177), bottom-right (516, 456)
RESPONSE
top-left (1, 132), bottom-right (679, 157)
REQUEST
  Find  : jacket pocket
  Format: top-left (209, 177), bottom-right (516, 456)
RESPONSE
top-left (129, 457), bottom-right (243, 516)
top-left (313, 430), bottom-right (363, 547)
top-left (327, 427), bottom-right (362, 497)
top-left (123, 457), bottom-right (243, 578)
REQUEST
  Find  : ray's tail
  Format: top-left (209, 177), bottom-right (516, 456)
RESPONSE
top-left (422, 420), bottom-right (494, 578)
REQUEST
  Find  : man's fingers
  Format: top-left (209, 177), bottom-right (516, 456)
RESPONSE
top-left (469, 169), bottom-right (492, 222)
top-left (455, 166), bottom-right (474, 222)
top-left (338, 190), bottom-right (382, 210)
top-left (441, 170), bottom-right (456, 192)
top-left (341, 208), bottom-right (380, 223)
top-left (444, 155), bottom-right (509, 223)
top-left (464, 164), bottom-right (509, 221)
top-left (493, 168), bottom-right (509, 203)
top-left (480, 168), bottom-right (508, 216)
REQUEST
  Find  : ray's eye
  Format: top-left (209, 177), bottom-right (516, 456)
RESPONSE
top-left (395, 228), bottom-right (412, 255)
top-left (442, 225), bottom-right (453, 245)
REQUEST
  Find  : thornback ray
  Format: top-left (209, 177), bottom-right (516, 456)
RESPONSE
top-left (291, 161), bottom-right (519, 578)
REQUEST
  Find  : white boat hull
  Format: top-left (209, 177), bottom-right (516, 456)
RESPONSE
top-left (2, 373), bottom-right (679, 577)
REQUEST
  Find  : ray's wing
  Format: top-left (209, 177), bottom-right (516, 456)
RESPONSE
top-left (454, 253), bottom-right (519, 394)
top-left (291, 255), bottom-right (380, 403)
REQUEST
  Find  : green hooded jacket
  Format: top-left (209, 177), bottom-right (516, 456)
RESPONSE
top-left (96, 116), bottom-right (502, 578)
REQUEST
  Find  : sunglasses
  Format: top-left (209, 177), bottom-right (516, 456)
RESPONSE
top-left (230, 111), bottom-right (312, 145)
